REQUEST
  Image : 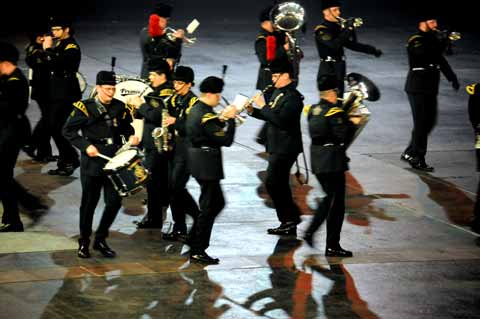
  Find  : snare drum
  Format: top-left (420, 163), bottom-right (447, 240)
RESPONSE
top-left (103, 148), bottom-right (149, 197)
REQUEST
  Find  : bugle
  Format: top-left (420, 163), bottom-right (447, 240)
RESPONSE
top-left (336, 16), bottom-right (363, 29)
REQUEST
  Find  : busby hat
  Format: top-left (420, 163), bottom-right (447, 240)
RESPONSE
top-left (96, 71), bottom-right (116, 86)
top-left (173, 66), bottom-right (194, 84)
top-left (259, 5), bottom-right (274, 22)
top-left (317, 74), bottom-right (338, 92)
top-left (148, 57), bottom-right (170, 74)
top-left (0, 42), bottom-right (19, 64)
top-left (152, 2), bottom-right (173, 18)
top-left (267, 58), bottom-right (294, 75)
top-left (321, 0), bottom-right (341, 11)
top-left (199, 76), bottom-right (224, 93)
top-left (48, 15), bottom-right (72, 28)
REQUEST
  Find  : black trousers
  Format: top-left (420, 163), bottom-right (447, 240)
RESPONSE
top-left (30, 99), bottom-right (53, 158)
top-left (0, 142), bottom-right (21, 225)
top-left (48, 100), bottom-right (78, 167)
top-left (265, 153), bottom-right (301, 224)
top-left (144, 149), bottom-right (170, 222)
top-left (404, 93), bottom-right (438, 160)
top-left (317, 60), bottom-right (346, 97)
top-left (169, 141), bottom-right (199, 233)
top-left (306, 172), bottom-right (346, 247)
top-left (190, 179), bottom-right (225, 254)
top-left (79, 173), bottom-right (122, 240)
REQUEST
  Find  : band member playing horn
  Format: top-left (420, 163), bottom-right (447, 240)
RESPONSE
top-left (43, 16), bottom-right (82, 176)
top-left (186, 76), bottom-right (237, 264)
top-left (304, 75), bottom-right (353, 257)
top-left (140, 2), bottom-right (184, 78)
top-left (246, 59), bottom-right (303, 236)
top-left (63, 71), bottom-right (139, 258)
top-left (128, 58), bottom-right (175, 229)
top-left (400, 12), bottom-right (460, 172)
top-left (315, 0), bottom-right (382, 96)
top-left (162, 66), bottom-right (201, 241)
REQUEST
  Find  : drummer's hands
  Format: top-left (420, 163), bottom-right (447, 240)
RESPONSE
top-left (128, 135), bottom-right (140, 146)
top-left (163, 115), bottom-right (176, 126)
top-left (127, 96), bottom-right (144, 109)
top-left (253, 93), bottom-right (266, 108)
top-left (86, 145), bottom-right (99, 157)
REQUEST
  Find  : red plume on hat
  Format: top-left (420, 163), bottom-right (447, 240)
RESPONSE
top-left (148, 14), bottom-right (164, 37)
top-left (266, 36), bottom-right (277, 62)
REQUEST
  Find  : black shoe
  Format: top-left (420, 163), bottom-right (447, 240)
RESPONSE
top-left (77, 239), bottom-right (91, 258)
top-left (267, 222), bottom-right (297, 236)
top-left (409, 158), bottom-right (434, 172)
top-left (134, 216), bottom-right (163, 229)
top-left (93, 239), bottom-right (116, 258)
top-left (400, 152), bottom-right (413, 162)
top-left (325, 246), bottom-right (353, 257)
top-left (190, 252), bottom-right (220, 264)
top-left (163, 230), bottom-right (187, 242)
top-left (0, 223), bottom-right (24, 232)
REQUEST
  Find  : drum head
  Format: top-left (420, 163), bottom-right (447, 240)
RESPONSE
top-left (114, 80), bottom-right (153, 104)
top-left (104, 149), bottom-right (138, 170)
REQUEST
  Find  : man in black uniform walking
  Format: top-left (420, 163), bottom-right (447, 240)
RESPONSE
top-left (140, 2), bottom-right (185, 78)
top-left (43, 16), bottom-right (81, 176)
top-left (162, 66), bottom-right (200, 241)
top-left (128, 58), bottom-right (175, 229)
top-left (314, 0), bottom-right (381, 96)
top-left (186, 76), bottom-right (237, 264)
top-left (247, 59), bottom-right (303, 236)
top-left (304, 75), bottom-right (353, 257)
top-left (401, 14), bottom-right (460, 172)
top-left (0, 42), bottom-right (31, 232)
top-left (63, 71), bottom-right (139, 258)
top-left (467, 82), bottom-right (480, 234)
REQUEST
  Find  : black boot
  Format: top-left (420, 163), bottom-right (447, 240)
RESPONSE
top-left (267, 221), bottom-right (297, 236)
top-left (190, 251), bottom-right (220, 264)
top-left (325, 245), bottom-right (353, 257)
top-left (93, 239), bottom-right (116, 258)
top-left (77, 239), bottom-right (91, 258)
top-left (163, 230), bottom-right (187, 242)
top-left (0, 223), bottom-right (24, 232)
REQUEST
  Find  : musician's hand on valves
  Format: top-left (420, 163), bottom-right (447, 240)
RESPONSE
top-left (221, 105), bottom-right (237, 120)
top-left (86, 145), bottom-right (99, 157)
top-left (128, 135), bottom-right (140, 146)
top-left (163, 115), bottom-right (176, 126)
top-left (43, 36), bottom-right (53, 50)
top-left (253, 93), bottom-right (266, 108)
top-left (173, 29), bottom-right (185, 40)
top-left (127, 96), bottom-right (144, 109)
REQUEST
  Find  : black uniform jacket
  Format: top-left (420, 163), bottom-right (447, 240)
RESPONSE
top-left (167, 90), bottom-right (199, 138)
top-left (63, 98), bottom-right (134, 176)
top-left (308, 99), bottom-right (350, 173)
top-left (42, 37), bottom-right (82, 101)
top-left (25, 42), bottom-right (50, 101)
top-left (404, 30), bottom-right (457, 94)
top-left (251, 82), bottom-right (303, 155)
top-left (146, 33), bottom-right (182, 63)
top-left (255, 28), bottom-right (288, 90)
top-left (135, 82), bottom-right (175, 151)
top-left (186, 101), bottom-right (236, 180)
top-left (0, 68), bottom-right (30, 151)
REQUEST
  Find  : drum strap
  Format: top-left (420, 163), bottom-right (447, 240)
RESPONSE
top-left (94, 99), bottom-right (113, 128)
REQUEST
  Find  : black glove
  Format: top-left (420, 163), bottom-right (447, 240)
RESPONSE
top-left (451, 77), bottom-right (460, 91)
top-left (374, 48), bottom-right (382, 57)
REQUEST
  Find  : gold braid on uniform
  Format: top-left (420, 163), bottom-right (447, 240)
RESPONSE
top-left (73, 101), bottom-right (89, 117)
top-left (201, 112), bottom-right (218, 124)
top-left (186, 97), bottom-right (199, 115)
top-left (467, 83), bottom-right (478, 95)
top-left (325, 107), bottom-right (344, 117)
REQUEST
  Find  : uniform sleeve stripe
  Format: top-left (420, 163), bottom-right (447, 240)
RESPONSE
top-left (325, 107), bottom-right (344, 117)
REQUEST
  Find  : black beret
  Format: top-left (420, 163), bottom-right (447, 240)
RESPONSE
top-left (0, 42), bottom-right (19, 64)
top-left (96, 71), bottom-right (116, 86)
top-left (199, 76), bottom-right (224, 93)
top-left (267, 58), bottom-right (294, 75)
top-left (49, 16), bottom-right (72, 28)
top-left (318, 75), bottom-right (338, 92)
top-left (321, 0), bottom-right (341, 11)
top-left (148, 57), bottom-right (170, 74)
top-left (259, 5), bottom-right (274, 22)
top-left (173, 66), bottom-right (194, 84)
top-left (152, 2), bottom-right (173, 18)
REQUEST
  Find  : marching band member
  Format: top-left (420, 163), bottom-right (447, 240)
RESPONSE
top-left (186, 76), bottom-right (237, 264)
top-left (63, 71), bottom-right (139, 258)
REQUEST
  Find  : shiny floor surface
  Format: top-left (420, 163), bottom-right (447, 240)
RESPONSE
top-left (1, 2), bottom-right (480, 318)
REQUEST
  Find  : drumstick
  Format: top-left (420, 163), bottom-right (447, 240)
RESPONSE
top-left (97, 153), bottom-right (113, 161)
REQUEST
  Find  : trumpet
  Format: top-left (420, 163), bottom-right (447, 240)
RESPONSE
top-left (336, 16), bottom-right (363, 29)
top-left (165, 27), bottom-right (197, 45)
top-left (435, 29), bottom-right (462, 41)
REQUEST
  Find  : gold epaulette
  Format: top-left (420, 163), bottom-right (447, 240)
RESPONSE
top-left (303, 104), bottom-right (312, 116)
top-left (466, 83), bottom-right (478, 95)
top-left (201, 112), bottom-right (218, 124)
top-left (407, 35), bottom-right (422, 44)
top-left (73, 100), bottom-right (89, 117)
top-left (65, 43), bottom-right (78, 50)
top-left (160, 88), bottom-right (175, 97)
top-left (7, 77), bottom-right (20, 82)
top-left (171, 94), bottom-right (178, 107)
top-left (314, 24), bottom-right (328, 32)
top-left (325, 107), bottom-right (344, 117)
top-left (256, 35), bottom-right (266, 41)
top-left (125, 103), bottom-right (135, 116)
top-left (186, 97), bottom-right (198, 115)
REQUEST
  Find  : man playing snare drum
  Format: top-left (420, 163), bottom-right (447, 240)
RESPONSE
top-left (63, 71), bottom-right (139, 259)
